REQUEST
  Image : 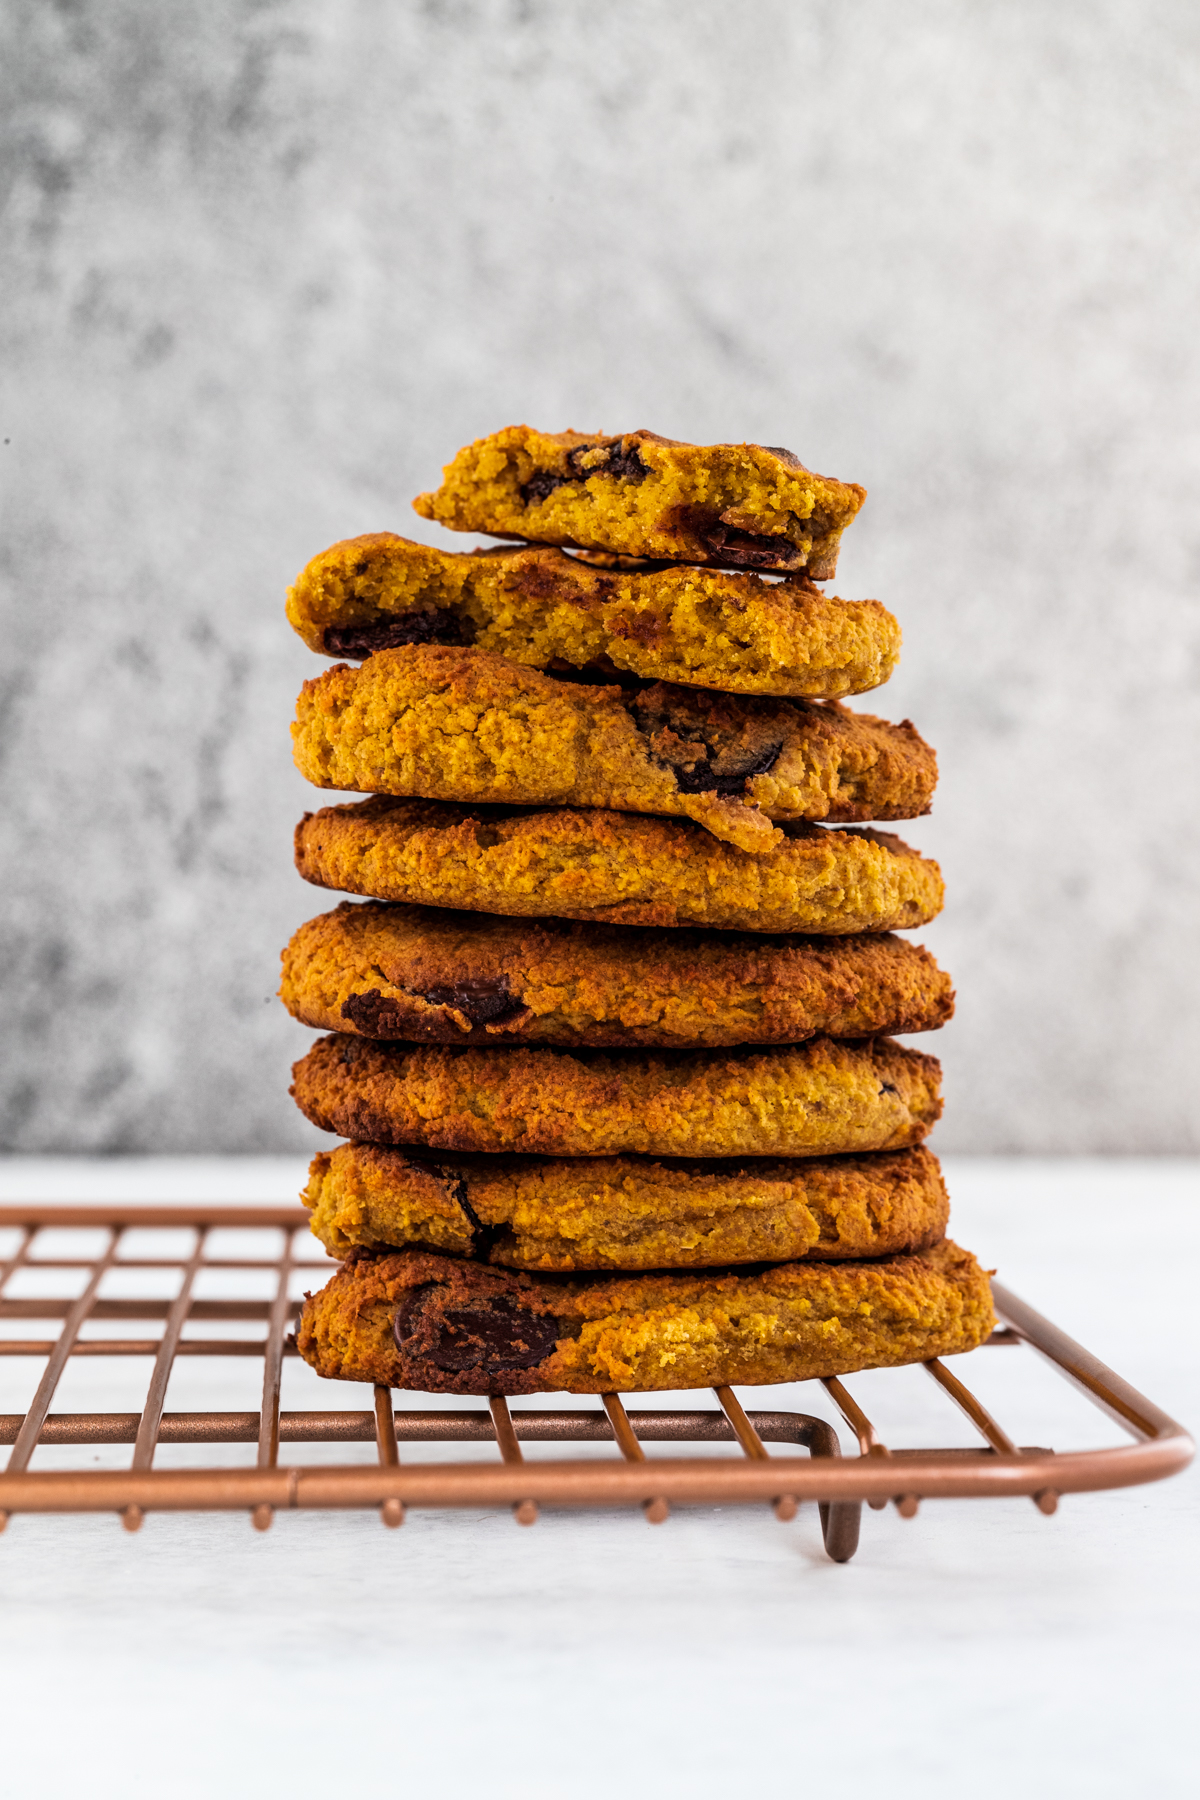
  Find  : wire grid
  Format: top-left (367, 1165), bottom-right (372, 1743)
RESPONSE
top-left (0, 1203), bottom-right (1191, 1563)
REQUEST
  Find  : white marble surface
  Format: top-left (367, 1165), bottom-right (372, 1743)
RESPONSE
top-left (0, 1154), bottom-right (1195, 1799)
top-left (4, 2), bottom-right (1200, 1154)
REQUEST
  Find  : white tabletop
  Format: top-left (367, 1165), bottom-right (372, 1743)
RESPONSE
top-left (0, 1155), bottom-right (1195, 1800)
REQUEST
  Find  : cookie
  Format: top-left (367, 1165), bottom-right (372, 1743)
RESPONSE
top-left (280, 901), bottom-right (955, 1048)
top-left (303, 1141), bottom-right (951, 1271)
top-left (296, 1238), bottom-right (993, 1395)
top-left (291, 646), bottom-right (935, 853)
top-left (294, 798), bottom-right (945, 935)
top-left (287, 532), bottom-right (900, 699)
top-left (412, 427), bottom-right (865, 577)
top-left (289, 1034), bottom-right (942, 1158)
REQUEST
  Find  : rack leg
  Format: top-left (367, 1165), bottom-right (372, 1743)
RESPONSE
top-left (488, 1396), bottom-right (538, 1526)
top-left (805, 1417), bottom-right (862, 1563)
top-left (373, 1386), bottom-right (404, 1528)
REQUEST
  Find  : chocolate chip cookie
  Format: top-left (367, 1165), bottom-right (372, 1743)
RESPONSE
top-left (412, 427), bottom-right (865, 576)
top-left (296, 1237), bottom-right (993, 1395)
top-left (294, 798), bottom-right (944, 934)
top-left (287, 532), bottom-right (899, 698)
top-left (303, 1141), bottom-right (950, 1271)
top-left (281, 901), bottom-right (954, 1048)
top-left (291, 646), bottom-right (936, 853)
top-left (289, 1033), bottom-right (942, 1158)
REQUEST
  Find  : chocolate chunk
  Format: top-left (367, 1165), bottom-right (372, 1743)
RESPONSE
top-left (521, 442), bottom-right (649, 507)
top-left (732, 740), bottom-right (785, 782)
top-left (419, 978), bottom-right (526, 1027)
top-left (394, 1287), bottom-right (561, 1372)
top-left (566, 442), bottom-right (650, 484)
top-left (521, 471), bottom-right (569, 505)
top-left (631, 689), bottom-right (784, 797)
top-left (661, 504), bottom-right (803, 569)
top-left (323, 613), bottom-right (473, 659)
top-left (342, 980), bottom-right (527, 1035)
top-left (427, 1163), bottom-right (506, 1260)
top-left (603, 444), bottom-right (650, 482)
top-left (668, 762), bottom-right (716, 794)
top-left (542, 659), bottom-right (647, 689)
top-left (341, 989), bottom-right (409, 1037)
top-left (507, 561), bottom-right (588, 604)
top-left (672, 739), bottom-right (783, 795)
top-left (702, 520), bottom-right (802, 569)
top-left (392, 1284), bottom-right (435, 1342)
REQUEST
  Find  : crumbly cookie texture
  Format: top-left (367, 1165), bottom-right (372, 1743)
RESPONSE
top-left (294, 797), bottom-right (945, 935)
top-left (286, 532), bottom-right (899, 699)
top-left (280, 901), bottom-right (955, 1048)
top-left (296, 1238), bottom-right (993, 1395)
top-left (412, 427), bottom-right (866, 577)
top-left (291, 646), bottom-right (935, 854)
top-left (303, 1141), bottom-right (950, 1271)
top-left (289, 1033), bottom-right (942, 1158)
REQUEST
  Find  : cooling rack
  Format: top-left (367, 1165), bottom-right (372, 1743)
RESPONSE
top-left (0, 1203), bottom-right (1190, 1562)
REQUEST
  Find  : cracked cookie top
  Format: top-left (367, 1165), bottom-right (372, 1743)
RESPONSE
top-left (295, 1237), bottom-right (994, 1395)
top-left (293, 796), bottom-right (945, 934)
top-left (290, 644), bottom-right (935, 853)
top-left (301, 1140), bottom-right (952, 1271)
top-left (279, 901), bottom-right (954, 1048)
top-left (288, 1032), bottom-right (944, 1159)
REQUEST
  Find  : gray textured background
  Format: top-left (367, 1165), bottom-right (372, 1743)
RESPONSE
top-left (2, 0), bottom-right (1198, 1153)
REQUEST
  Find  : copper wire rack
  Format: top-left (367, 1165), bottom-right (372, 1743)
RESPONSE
top-left (0, 1202), bottom-right (1191, 1563)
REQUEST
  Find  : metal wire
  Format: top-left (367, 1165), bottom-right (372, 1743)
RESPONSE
top-left (0, 1203), bottom-right (1191, 1560)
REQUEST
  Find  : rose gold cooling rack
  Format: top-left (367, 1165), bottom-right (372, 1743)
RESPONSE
top-left (0, 1203), bottom-right (1191, 1563)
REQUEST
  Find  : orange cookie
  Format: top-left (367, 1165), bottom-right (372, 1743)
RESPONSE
top-left (281, 902), bottom-right (953, 1048)
top-left (294, 798), bottom-right (945, 935)
top-left (290, 1033), bottom-right (943, 1159)
top-left (297, 1238), bottom-right (994, 1395)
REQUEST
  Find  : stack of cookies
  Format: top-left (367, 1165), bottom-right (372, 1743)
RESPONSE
top-left (284, 427), bottom-right (993, 1404)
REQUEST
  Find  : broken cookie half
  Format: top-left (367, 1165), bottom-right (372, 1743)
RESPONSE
top-left (286, 531), bottom-right (899, 700)
top-left (412, 426), bottom-right (865, 576)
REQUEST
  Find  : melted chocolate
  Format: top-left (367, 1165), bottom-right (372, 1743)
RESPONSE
top-left (419, 978), bottom-right (526, 1027)
top-left (342, 980), bottom-right (526, 1037)
top-left (659, 504), bottom-right (802, 569)
top-left (672, 739), bottom-right (783, 795)
top-left (341, 989), bottom-right (408, 1036)
top-left (541, 659), bottom-right (647, 689)
top-left (323, 613), bottom-right (473, 658)
top-left (701, 520), bottom-right (801, 568)
top-left (392, 1284), bottom-right (434, 1341)
top-left (427, 1163), bottom-right (506, 1260)
top-left (393, 1286), bottom-right (561, 1372)
top-left (630, 689), bottom-right (784, 797)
